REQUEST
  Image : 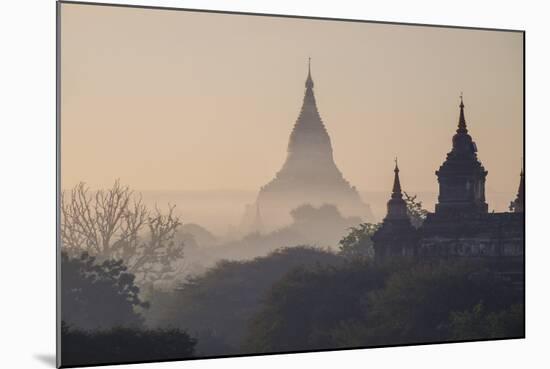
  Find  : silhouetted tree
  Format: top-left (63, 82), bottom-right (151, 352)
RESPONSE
top-left (338, 223), bottom-right (380, 259)
top-left (61, 322), bottom-right (196, 366)
top-left (61, 251), bottom-right (147, 330)
top-left (403, 192), bottom-right (428, 228)
top-left (61, 180), bottom-right (185, 285)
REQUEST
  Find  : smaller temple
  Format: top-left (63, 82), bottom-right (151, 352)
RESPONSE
top-left (372, 160), bottom-right (418, 260)
top-left (373, 96), bottom-right (524, 273)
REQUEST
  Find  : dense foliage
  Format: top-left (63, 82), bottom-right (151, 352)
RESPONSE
top-left (449, 303), bottom-right (524, 341)
top-left (403, 192), bottom-right (429, 228)
top-left (357, 260), bottom-right (521, 345)
top-left (338, 223), bottom-right (380, 259)
top-left (242, 258), bottom-right (388, 353)
top-left (61, 251), bottom-right (147, 330)
top-left (61, 322), bottom-right (196, 366)
top-left (243, 258), bottom-right (523, 352)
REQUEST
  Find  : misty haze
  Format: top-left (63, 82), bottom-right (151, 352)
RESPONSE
top-left (58, 3), bottom-right (524, 367)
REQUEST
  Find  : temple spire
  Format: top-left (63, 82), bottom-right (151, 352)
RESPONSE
top-left (457, 93), bottom-right (468, 134)
top-left (372, 160), bottom-right (417, 261)
top-left (305, 57), bottom-right (314, 89)
top-left (392, 157), bottom-right (403, 199)
top-left (285, 59), bottom-right (331, 157)
top-left (384, 159), bottom-right (408, 220)
top-left (435, 97), bottom-right (488, 215)
top-left (510, 163), bottom-right (524, 213)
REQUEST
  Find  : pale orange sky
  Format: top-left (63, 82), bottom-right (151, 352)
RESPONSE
top-left (60, 3), bottom-right (523, 200)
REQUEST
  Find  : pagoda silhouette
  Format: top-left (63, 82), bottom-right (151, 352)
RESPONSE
top-left (373, 96), bottom-right (524, 280)
top-left (242, 60), bottom-right (373, 232)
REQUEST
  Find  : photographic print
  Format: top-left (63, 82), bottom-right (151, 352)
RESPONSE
top-left (57, 1), bottom-right (524, 367)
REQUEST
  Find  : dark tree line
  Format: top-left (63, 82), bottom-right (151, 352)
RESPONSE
top-left (61, 250), bottom-right (196, 366)
top-left (61, 251), bottom-right (146, 330)
top-left (58, 188), bottom-right (522, 364)
top-left (243, 258), bottom-right (523, 353)
top-left (61, 322), bottom-right (196, 367)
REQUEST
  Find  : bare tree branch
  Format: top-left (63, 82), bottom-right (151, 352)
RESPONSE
top-left (61, 180), bottom-right (185, 286)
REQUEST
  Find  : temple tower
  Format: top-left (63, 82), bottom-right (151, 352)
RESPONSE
top-left (420, 97), bottom-right (523, 260)
top-left (434, 96), bottom-right (488, 215)
top-left (373, 160), bottom-right (418, 261)
top-left (246, 60), bottom-right (373, 231)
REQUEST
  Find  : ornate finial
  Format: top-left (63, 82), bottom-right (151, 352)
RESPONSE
top-left (457, 93), bottom-right (468, 133)
top-left (305, 57), bottom-right (314, 89)
top-left (391, 158), bottom-right (402, 198)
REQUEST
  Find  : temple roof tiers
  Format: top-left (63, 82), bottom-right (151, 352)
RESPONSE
top-left (250, 59), bottom-right (373, 230)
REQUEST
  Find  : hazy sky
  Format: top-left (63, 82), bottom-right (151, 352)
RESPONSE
top-left (60, 3), bottom-right (523, 198)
